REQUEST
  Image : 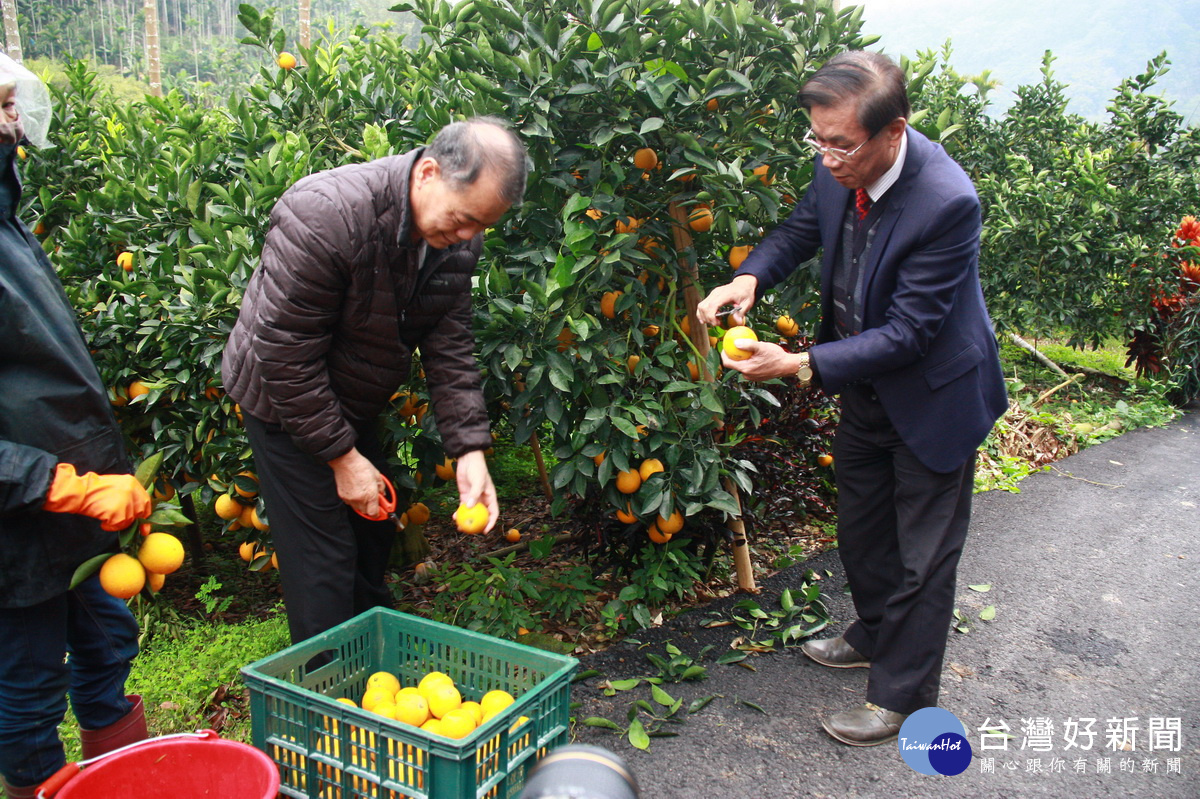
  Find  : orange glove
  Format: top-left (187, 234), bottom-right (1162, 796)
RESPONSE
top-left (43, 463), bottom-right (152, 531)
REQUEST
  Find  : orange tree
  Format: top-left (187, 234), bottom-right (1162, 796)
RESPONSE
top-left (392, 0), bottom-right (872, 547)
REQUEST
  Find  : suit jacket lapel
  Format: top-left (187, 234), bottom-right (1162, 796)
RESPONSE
top-left (859, 129), bottom-right (926, 307)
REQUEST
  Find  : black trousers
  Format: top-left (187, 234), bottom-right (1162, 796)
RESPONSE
top-left (243, 414), bottom-right (397, 646)
top-left (833, 385), bottom-right (975, 714)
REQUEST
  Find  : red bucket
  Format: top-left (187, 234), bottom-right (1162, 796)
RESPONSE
top-left (38, 730), bottom-right (279, 799)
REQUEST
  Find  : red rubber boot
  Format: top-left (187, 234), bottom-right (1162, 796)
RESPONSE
top-left (79, 694), bottom-right (148, 759)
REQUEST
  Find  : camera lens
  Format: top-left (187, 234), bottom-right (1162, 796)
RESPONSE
top-left (519, 744), bottom-right (639, 799)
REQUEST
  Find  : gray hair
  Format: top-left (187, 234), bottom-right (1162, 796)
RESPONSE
top-left (799, 51), bottom-right (911, 136)
top-left (426, 117), bottom-right (528, 206)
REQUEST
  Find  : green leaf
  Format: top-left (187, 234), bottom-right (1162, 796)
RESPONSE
top-left (69, 552), bottom-right (113, 590)
top-left (650, 684), bottom-right (675, 706)
top-left (688, 695), bottom-right (716, 714)
top-left (582, 717), bottom-right (622, 730)
top-left (739, 699), bottom-right (767, 714)
top-left (639, 117), bottom-right (664, 135)
top-left (608, 678), bottom-right (642, 691)
top-left (134, 452), bottom-right (164, 489)
top-left (627, 718), bottom-right (650, 750)
top-left (979, 605), bottom-right (997, 621)
top-left (968, 584), bottom-right (992, 592)
top-left (716, 650), bottom-right (747, 664)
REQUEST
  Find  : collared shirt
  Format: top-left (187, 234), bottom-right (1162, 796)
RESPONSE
top-left (862, 128), bottom-right (908, 203)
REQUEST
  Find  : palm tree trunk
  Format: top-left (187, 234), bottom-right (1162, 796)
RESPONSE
top-left (144, 0), bottom-right (162, 96)
top-left (2, 0), bottom-right (24, 63)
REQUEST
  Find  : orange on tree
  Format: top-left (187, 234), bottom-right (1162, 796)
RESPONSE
top-left (687, 361), bottom-right (701, 381)
top-left (752, 164), bottom-right (773, 185)
top-left (626, 354), bottom-right (640, 374)
top-left (406, 502), bottom-right (431, 525)
top-left (722, 326), bottom-right (758, 361)
top-left (99, 553), bottom-right (145, 599)
top-left (456, 502), bottom-right (488, 534)
top-left (591, 450), bottom-right (606, 467)
top-left (638, 458), bottom-right (665, 481)
top-left (435, 457), bottom-right (456, 481)
top-left (214, 493), bottom-right (242, 521)
top-left (556, 327), bottom-right (577, 352)
top-left (116, 252), bottom-right (133, 272)
top-left (706, 97), bottom-right (719, 112)
top-left (600, 290), bottom-right (622, 319)
top-left (147, 572), bottom-right (166, 593)
top-left (614, 216), bottom-right (642, 235)
top-left (729, 245), bottom-right (753, 270)
top-left (137, 532), bottom-right (184, 574)
top-left (776, 315), bottom-right (799, 337)
top-left (818, 454), bottom-right (834, 467)
top-left (633, 147), bottom-right (658, 171)
top-left (585, 207), bottom-right (603, 221)
top-left (647, 523), bottom-right (672, 544)
top-left (127, 380), bottom-right (150, 401)
top-left (233, 471), bottom-right (259, 498)
top-left (276, 51), bottom-right (297, 70)
top-left (250, 507), bottom-right (269, 532)
top-left (238, 540), bottom-right (257, 562)
top-left (615, 469), bottom-right (642, 495)
top-left (656, 510), bottom-right (684, 535)
top-left (687, 204), bottom-right (713, 232)
top-left (641, 323), bottom-right (660, 337)
top-left (616, 504), bottom-right (637, 524)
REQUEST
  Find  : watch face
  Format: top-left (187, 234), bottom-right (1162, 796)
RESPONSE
top-left (798, 365), bottom-right (813, 382)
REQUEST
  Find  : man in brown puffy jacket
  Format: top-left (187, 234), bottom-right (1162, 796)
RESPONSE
top-left (222, 117), bottom-right (526, 644)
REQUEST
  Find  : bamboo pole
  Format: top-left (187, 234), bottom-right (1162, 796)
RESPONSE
top-left (667, 200), bottom-right (757, 593)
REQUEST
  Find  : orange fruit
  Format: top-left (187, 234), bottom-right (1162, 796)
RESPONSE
top-left (752, 164), bottom-right (773, 185)
top-left (392, 693), bottom-right (431, 727)
top-left (556, 327), bottom-right (577, 352)
top-left (656, 510), bottom-right (684, 535)
top-left (585, 208), bottom-right (603, 221)
top-left (137, 532), bottom-right (184, 574)
top-left (99, 553), bottom-right (145, 599)
top-left (214, 493), bottom-right (242, 521)
top-left (127, 380), bottom-right (150, 400)
top-left (642, 324), bottom-right (660, 337)
top-left (238, 540), bottom-right (257, 562)
top-left (34, 220), bottom-right (46, 236)
top-left (600, 290), bottom-right (622, 319)
top-left (687, 361), bottom-right (701, 381)
top-left (117, 252), bottom-right (133, 272)
top-left (249, 507), bottom-right (269, 532)
top-left (426, 683), bottom-right (463, 719)
top-left (638, 458), bottom-right (665, 481)
top-left (147, 572), bottom-right (166, 593)
top-left (706, 98), bottom-right (719, 112)
top-left (592, 450), bottom-right (606, 467)
top-left (614, 217), bottom-right (642, 235)
top-left (647, 523), bottom-right (672, 544)
top-left (367, 672), bottom-right (402, 696)
top-left (817, 454), bottom-right (834, 467)
top-left (729, 245), bottom-right (753, 270)
top-left (722, 326), bottom-right (758, 361)
top-left (776, 315), bottom-right (799, 337)
top-left (688, 205), bottom-right (713, 232)
top-left (439, 707), bottom-right (477, 739)
top-left (504, 528), bottom-right (521, 543)
top-left (233, 471), bottom-right (259, 498)
top-left (361, 686), bottom-right (396, 713)
top-left (418, 672), bottom-right (454, 697)
top-left (615, 469), bottom-right (642, 495)
top-left (406, 502), bottom-right (431, 525)
top-left (633, 148), bottom-right (658, 171)
top-left (277, 51), bottom-right (297, 70)
top-left (456, 502), bottom-right (488, 534)
top-left (435, 457), bottom-right (456, 481)
top-left (626, 354), bottom-right (641, 374)
top-left (616, 504), bottom-right (637, 524)
top-left (480, 690), bottom-right (515, 719)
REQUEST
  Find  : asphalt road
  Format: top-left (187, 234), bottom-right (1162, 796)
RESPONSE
top-left (570, 409), bottom-right (1200, 798)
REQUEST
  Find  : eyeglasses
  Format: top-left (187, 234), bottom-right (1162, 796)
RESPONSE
top-left (802, 129), bottom-right (876, 163)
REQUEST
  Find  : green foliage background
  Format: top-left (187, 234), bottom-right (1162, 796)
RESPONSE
top-left (18, 0), bottom-right (1200, 548)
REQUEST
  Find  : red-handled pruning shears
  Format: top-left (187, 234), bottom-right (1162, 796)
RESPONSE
top-left (354, 474), bottom-right (405, 530)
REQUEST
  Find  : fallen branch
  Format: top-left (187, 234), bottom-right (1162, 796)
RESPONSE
top-left (1009, 332), bottom-right (1069, 377)
top-left (1034, 372), bottom-right (1085, 407)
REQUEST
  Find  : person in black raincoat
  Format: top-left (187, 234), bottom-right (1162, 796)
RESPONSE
top-left (0, 57), bottom-right (153, 796)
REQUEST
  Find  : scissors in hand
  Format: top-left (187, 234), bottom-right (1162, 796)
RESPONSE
top-left (354, 474), bottom-right (405, 531)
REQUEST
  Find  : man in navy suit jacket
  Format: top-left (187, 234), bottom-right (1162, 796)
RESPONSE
top-left (698, 51), bottom-right (1008, 746)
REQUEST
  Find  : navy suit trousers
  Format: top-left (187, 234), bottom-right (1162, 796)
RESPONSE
top-left (833, 384), bottom-right (975, 714)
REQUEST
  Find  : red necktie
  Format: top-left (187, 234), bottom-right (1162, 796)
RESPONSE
top-left (855, 188), bottom-right (872, 220)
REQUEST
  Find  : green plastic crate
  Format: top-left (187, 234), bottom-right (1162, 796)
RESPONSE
top-left (241, 607), bottom-right (577, 799)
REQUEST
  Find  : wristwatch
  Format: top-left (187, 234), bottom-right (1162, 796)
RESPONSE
top-left (796, 352), bottom-right (814, 387)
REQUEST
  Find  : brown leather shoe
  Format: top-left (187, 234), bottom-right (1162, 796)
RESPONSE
top-left (1, 776), bottom-right (39, 799)
top-left (800, 636), bottom-right (869, 668)
top-left (822, 703), bottom-right (909, 746)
